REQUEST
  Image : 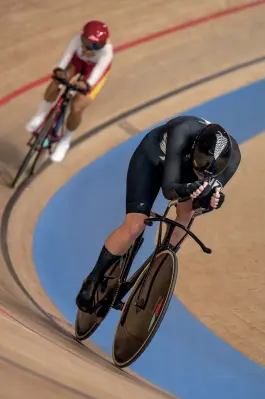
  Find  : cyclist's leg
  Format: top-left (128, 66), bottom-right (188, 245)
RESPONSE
top-left (66, 67), bottom-right (110, 133)
top-left (169, 199), bottom-right (195, 247)
top-left (98, 143), bottom-right (163, 266)
top-left (76, 138), bottom-right (163, 309)
top-left (26, 62), bottom-right (77, 133)
top-left (51, 63), bottom-right (111, 163)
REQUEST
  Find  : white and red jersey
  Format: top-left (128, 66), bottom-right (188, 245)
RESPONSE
top-left (57, 34), bottom-right (113, 87)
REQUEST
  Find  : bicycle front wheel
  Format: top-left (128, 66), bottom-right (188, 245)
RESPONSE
top-left (11, 110), bottom-right (57, 188)
top-left (112, 248), bottom-right (178, 368)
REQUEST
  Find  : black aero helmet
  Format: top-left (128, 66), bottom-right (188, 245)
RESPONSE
top-left (192, 123), bottom-right (231, 176)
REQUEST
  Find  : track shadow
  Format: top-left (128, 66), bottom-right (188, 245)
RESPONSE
top-left (0, 163), bottom-right (13, 187)
top-left (0, 138), bottom-right (24, 168)
top-left (0, 139), bottom-right (26, 187)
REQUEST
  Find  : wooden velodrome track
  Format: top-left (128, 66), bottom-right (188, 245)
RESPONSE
top-left (0, 0), bottom-right (264, 397)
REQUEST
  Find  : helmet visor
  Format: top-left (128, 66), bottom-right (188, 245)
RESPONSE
top-left (192, 149), bottom-right (214, 175)
top-left (81, 35), bottom-right (105, 51)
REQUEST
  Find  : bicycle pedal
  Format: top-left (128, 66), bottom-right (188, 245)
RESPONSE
top-left (112, 300), bottom-right (124, 311)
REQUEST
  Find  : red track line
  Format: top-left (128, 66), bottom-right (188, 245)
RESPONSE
top-left (0, 0), bottom-right (264, 108)
top-left (114, 0), bottom-right (265, 52)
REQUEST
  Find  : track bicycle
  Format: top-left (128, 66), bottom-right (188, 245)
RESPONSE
top-left (75, 198), bottom-right (212, 367)
top-left (11, 75), bottom-right (86, 188)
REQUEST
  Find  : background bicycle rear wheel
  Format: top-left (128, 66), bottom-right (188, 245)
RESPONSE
top-left (112, 249), bottom-right (178, 368)
top-left (74, 260), bottom-right (122, 341)
top-left (11, 111), bottom-right (57, 188)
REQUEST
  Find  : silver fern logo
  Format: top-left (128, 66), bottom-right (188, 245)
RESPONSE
top-left (160, 132), bottom-right (167, 154)
top-left (214, 132), bottom-right (228, 159)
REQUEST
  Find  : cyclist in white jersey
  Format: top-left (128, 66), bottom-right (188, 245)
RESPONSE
top-left (26, 20), bottom-right (114, 162)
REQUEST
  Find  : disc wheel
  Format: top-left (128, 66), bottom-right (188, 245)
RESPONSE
top-left (112, 249), bottom-right (178, 368)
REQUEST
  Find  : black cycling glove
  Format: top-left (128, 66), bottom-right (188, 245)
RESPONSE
top-left (165, 177), bottom-right (222, 200)
top-left (186, 180), bottom-right (207, 196)
top-left (211, 191), bottom-right (225, 209)
top-left (174, 179), bottom-right (209, 198)
top-left (197, 189), bottom-right (225, 210)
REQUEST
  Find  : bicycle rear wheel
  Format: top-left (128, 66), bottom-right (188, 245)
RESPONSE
top-left (112, 249), bottom-right (178, 368)
top-left (11, 110), bottom-right (57, 188)
top-left (74, 260), bottom-right (122, 341)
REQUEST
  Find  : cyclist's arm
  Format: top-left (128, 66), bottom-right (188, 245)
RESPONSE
top-left (86, 44), bottom-right (113, 88)
top-left (162, 123), bottom-right (191, 200)
top-left (56, 35), bottom-right (80, 70)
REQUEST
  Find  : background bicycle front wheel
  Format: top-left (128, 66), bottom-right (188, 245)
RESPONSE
top-left (11, 111), bottom-right (57, 188)
top-left (11, 136), bottom-right (44, 188)
top-left (112, 249), bottom-right (178, 368)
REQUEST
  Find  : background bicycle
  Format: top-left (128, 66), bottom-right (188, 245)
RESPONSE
top-left (11, 75), bottom-right (86, 188)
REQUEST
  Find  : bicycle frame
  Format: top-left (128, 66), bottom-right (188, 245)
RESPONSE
top-left (114, 199), bottom-right (212, 307)
top-left (27, 75), bottom-right (85, 153)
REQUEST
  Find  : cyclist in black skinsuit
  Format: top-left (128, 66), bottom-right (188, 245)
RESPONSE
top-left (76, 115), bottom-right (241, 312)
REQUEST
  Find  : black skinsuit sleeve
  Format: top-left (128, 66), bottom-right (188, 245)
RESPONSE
top-left (162, 123), bottom-right (191, 200)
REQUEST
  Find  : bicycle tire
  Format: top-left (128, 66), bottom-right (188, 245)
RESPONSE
top-left (11, 142), bottom-right (40, 189)
top-left (74, 260), bottom-right (122, 341)
top-left (29, 149), bottom-right (46, 176)
top-left (112, 248), bottom-right (178, 368)
top-left (11, 110), bottom-right (58, 188)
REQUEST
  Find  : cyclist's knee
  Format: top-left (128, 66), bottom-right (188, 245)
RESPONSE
top-left (123, 214), bottom-right (146, 240)
top-left (65, 63), bottom-right (76, 80)
top-left (44, 80), bottom-right (60, 102)
top-left (71, 95), bottom-right (90, 114)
